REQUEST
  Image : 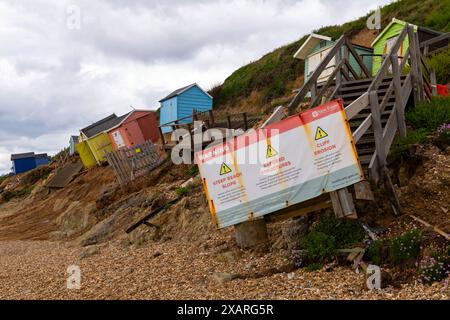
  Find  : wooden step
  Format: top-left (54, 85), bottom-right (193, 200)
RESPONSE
top-left (349, 116), bottom-right (389, 129)
top-left (342, 75), bottom-right (406, 87)
top-left (339, 80), bottom-right (406, 94)
top-left (350, 109), bottom-right (393, 121)
top-left (343, 95), bottom-right (395, 107)
top-left (355, 136), bottom-right (375, 145)
top-left (358, 154), bottom-right (374, 167)
top-left (357, 147), bottom-right (376, 156)
top-left (340, 88), bottom-right (394, 100)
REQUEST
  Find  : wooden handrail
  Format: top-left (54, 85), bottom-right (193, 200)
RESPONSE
top-left (288, 35), bottom-right (346, 115)
top-left (419, 32), bottom-right (450, 48)
top-left (368, 25), bottom-right (409, 92)
top-left (310, 59), bottom-right (345, 107)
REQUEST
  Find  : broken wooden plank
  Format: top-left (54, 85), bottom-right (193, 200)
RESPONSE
top-left (410, 215), bottom-right (450, 241)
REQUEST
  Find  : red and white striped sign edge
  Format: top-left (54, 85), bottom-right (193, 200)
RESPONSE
top-left (195, 99), bottom-right (345, 164)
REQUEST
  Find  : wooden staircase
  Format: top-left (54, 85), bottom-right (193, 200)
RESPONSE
top-left (284, 23), bottom-right (443, 219)
top-left (339, 75), bottom-right (408, 176)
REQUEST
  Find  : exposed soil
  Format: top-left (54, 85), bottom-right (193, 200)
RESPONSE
top-left (0, 142), bottom-right (448, 299)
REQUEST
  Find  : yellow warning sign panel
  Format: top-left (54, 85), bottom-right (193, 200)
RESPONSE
top-left (315, 127), bottom-right (328, 140)
top-left (220, 163), bottom-right (232, 175)
top-left (266, 145), bottom-right (278, 158)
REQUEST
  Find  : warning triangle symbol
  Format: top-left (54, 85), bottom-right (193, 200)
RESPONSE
top-left (220, 163), bottom-right (232, 175)
top-left (315, 127), bottom-right (329, 140)
top-left (266, 145), bottom-right (279, 158)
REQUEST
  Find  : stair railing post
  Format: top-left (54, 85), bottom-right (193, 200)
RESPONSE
top-left (430, 69), bottom-right (438, 96)
top-left (414, 31), bottom-right (425, 102)
top-left (342, 44), bottom-right (349, 79)
top-left (369, 90), bottom-right (386, 171)
top-left (390, 54), bottom-right (407, 138)
top-left (335, 46), bottom-right (342, 88)
top-left (407, 25), bottom-right (421, 106)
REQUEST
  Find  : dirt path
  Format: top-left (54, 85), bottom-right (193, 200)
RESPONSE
top-left (0, 240), bottom-right (448, 300)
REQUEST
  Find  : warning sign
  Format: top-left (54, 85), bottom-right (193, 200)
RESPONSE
top-left (195, 100), bottom-right (363, 229)
top-left (220, 163), bottom-right (232, 175)
top-left (266, 145), bottom-right (278, 158)
top-left (315, 127), bottom-right (328, 140)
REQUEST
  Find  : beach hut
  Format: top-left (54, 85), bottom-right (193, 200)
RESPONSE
top-left (35, 153), bottom-right (50, 167)
top-left (294, 33), bottom-right (373, 83)
top-left (371, 18), bottom-right (445, 75)
top-left (11, 152), bottom-right (49, 175)
top-left (107, 110), bottom-right (159, 149)
top-left (159, 83), bottom-right (213, 133)
top-left (69, 136), bottom-right (79, 156)
top-left (79, 114), bottom-right (127, 166)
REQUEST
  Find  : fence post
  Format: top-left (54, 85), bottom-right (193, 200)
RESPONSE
top-left (369, 91), bottom-right (386, 171)
top-left (227, 115), bottom-right (232, 129)
top-left (390, 54), bottom-right (407, 138)
top-left (243, 113), bottom-right (248, 131)
top-left (209, 110), bottom-right (215, 127)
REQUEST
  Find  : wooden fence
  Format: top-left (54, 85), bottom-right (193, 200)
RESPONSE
top-left (105, 141), bottom-right (161, 186)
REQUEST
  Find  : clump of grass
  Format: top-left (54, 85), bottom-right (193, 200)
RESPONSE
top-left (295, 216), bottom-right (366, 268)
top-left (187, 165), bottom-right (199, 176)
top-left (366, 239), bottom-right (388, 266)
top-left (426, 48), bottom-right (450, 84)
top-left (21, 166), bottom-right (53, 186)
top-left (390, 129), bottom-right (429, 160)
top-left (406, 97), bottom-right (450, 132)
top-left (1, 185), bottom-right (34, 202)
top-left (390, 229), bottom-right (422, 265)
top-left (0, 174), bottom-right (9, 185)
top-left (175, 186), bottom-right (190, 197)
top-left (301, 231), bottom-right (337, 263)
top-left (313, 215), bottom-right (366, 248)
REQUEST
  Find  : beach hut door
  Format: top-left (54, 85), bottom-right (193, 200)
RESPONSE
top-left (112, 130), bottom-right (126, 148)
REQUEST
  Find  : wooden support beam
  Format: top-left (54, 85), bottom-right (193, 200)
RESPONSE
top-left (330, 191), bottom-right (344, 218)
top-left (369, 91), bottom-right (386, 169)
top-left (158, 127), bottom-right (166, 145)
top-left (410, 215), bottom-right (450, 241)
top-left (335, 48), bottom-right (342, 88)
top-left (414, 31), bottom-right (425, 102)
top-left (338, 188), bottom-right (357, 218)
top-left (390, 54), bottom-right (407, 138)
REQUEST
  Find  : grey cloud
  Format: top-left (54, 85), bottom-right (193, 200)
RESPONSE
top-left (0, 0), bottom-right (393, 174)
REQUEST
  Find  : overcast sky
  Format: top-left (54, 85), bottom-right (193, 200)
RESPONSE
top-left (0, 0), bottom-right (393, 174)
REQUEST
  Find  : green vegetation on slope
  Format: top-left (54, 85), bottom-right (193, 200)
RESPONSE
top-left (212, 0), bottom-right (450, 111)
